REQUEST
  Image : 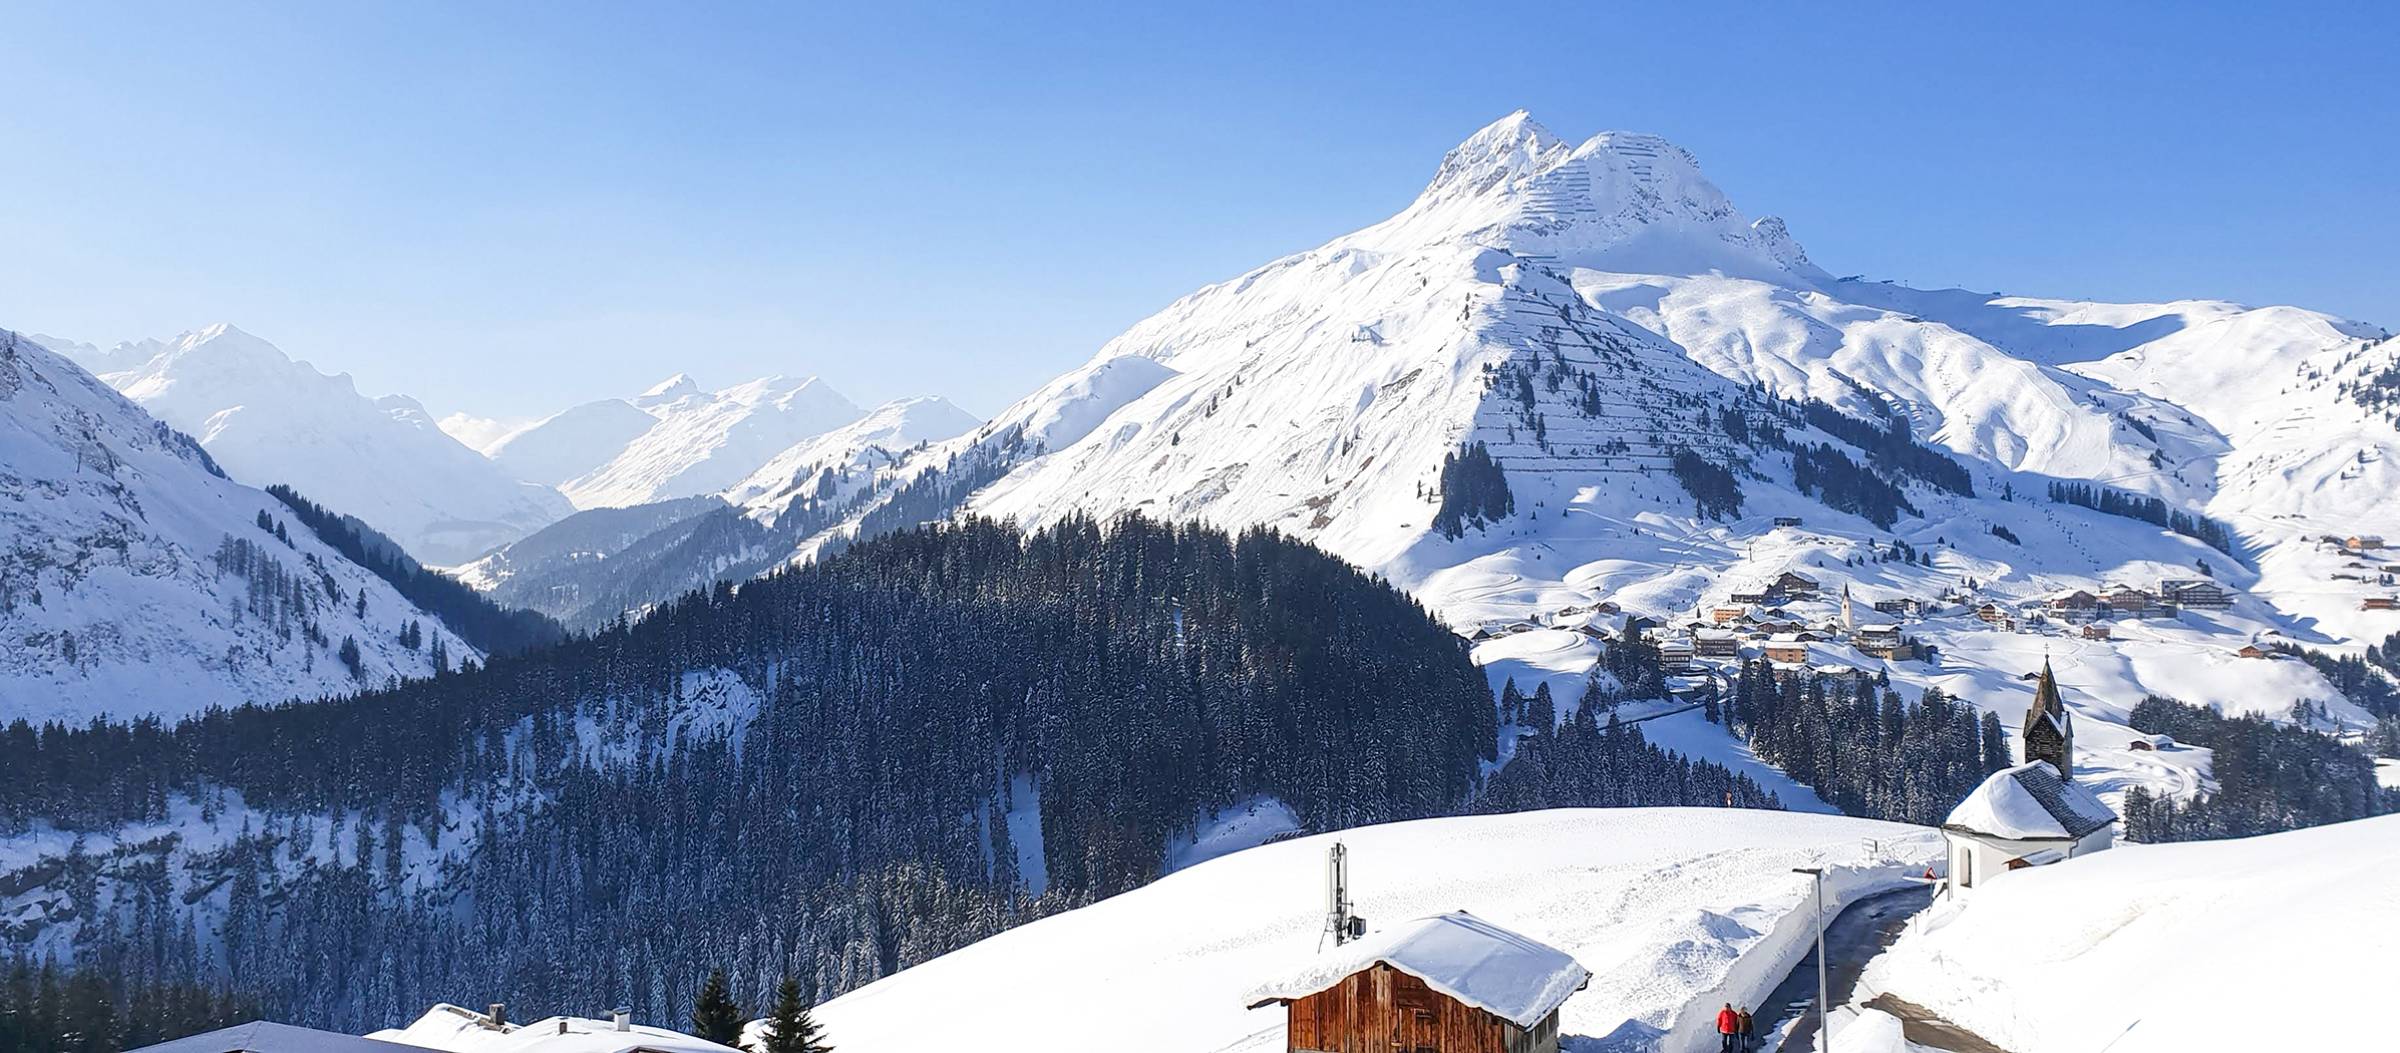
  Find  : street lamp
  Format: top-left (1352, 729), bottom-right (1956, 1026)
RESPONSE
top-left (1792, 866), bottom-right (1828, 1050)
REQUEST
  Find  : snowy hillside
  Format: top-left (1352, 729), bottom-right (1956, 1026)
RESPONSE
top-left (757, 111), bottom-right (2398, 807)
top-left (798, 809), bottom-right (1939, 1053)
top-left (35, 325), bottom-right (571, 565)
top-left (1860, 813), bottom-right (2400, 1052)
top-left (544, 374), bottom-right (865, 510)
top-left (0, 331), bottom-right (472, 722)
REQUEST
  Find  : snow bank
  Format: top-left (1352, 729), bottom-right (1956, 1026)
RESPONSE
top-left (1861, 814), bottom-right (2400, 1052)
top-left (808, 809), bottom-right (1938, 1053)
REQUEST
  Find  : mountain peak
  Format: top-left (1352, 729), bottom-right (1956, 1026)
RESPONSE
top-left (634, 373), bottom-right (704, 408)
top-left (1368, 112), bottom-right (1818, 279)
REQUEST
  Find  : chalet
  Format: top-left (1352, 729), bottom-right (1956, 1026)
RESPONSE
top-left (1710, 605), bottom-right (1748, 625)
top-left (2346, 535), bottom-right (2387, 551)
top-left (1941, 760), bottom-right (2116, 894)
top-left (1727, 585), bottom-right (1781, 606)
top-left (1249, 911), bottom-right (1590, 1053)
top-left (2159, 579), bottom-right (2233, 610)
top-left (2237, 644), bottom-right (2271, 659)
top-left (2364, 596), bottom-right (2399, 611)
top-left (1975, 602), bottom-right (2010, 626)
top-left (2127, 734), bottom-right (2174, 752)
top-left (2080, 623), bottom-right (2112, 641)
top-left (1762, 636), bottom-right (1812, 664)
top-left (1692, 628), bottom-right (1740, 659)
top-left (1773, 515), bottom-right (1804, 527)
top-left (1773, 571), bottom-right (1820, 598)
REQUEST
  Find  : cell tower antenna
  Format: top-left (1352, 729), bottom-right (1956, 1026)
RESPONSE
top-left (1320, 842), bottom-right (1366, 950)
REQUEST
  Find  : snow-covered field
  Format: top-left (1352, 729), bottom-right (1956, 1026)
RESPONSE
top-left (809, 809), bottom-right (1939, 1053)
top-left (1861, 814), bottom-right (2400, 1053)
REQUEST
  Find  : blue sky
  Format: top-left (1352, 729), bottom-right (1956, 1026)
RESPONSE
top-left (2, 2), bottom-right (2393, 420)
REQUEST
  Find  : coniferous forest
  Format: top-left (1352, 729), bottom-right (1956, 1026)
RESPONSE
top-left (0, 514), bottom-right (1621, 1033)
top-left (1721, 660), bottom-right (2008, 825)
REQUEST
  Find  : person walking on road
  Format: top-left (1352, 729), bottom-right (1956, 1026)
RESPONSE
top-left (1716, 1003), bottom-right (1740, 1052)
top-left (1737, 1005), bottom-right (1755, 1051)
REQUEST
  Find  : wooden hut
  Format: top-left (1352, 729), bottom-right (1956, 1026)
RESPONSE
top-left (1248, 912), bottom-right (1589, 1053)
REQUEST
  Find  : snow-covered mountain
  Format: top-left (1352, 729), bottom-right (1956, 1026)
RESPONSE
top-left (0, 330), bottom-right (472, 723)
top-left (724, 395), bottom-right (980, 521)
top-left (710, 111), bottom-right (2397, 810)
top-left (449, 396), bottom-right (980, 631)
top-left (35, 325), bottom-right (573, 565)
top-left (514, 373), bottom-right (864, 510)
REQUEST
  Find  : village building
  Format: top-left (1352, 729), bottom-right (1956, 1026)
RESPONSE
top-left (1975, 602), bottom-right (2011, 627)
top-left (2080, 623), bottom-right (2112, 641)
top-left (1710, 605), bottom-right (1748, 624)
top-left (2100, 584), bottom-right (2154, 613)
top-left (1657, 637), bottom-right (1697, 667)
top-left (2159, 578), bottom-right (2233, 609)
top-left (2237, 644), bottom-right (2271, 659)
top-left (1692, 628), bottom-right (1740, 659)
top-left (2364, 596), bottom-right (2398, 611)
top-left (1773, 571), bottom-right (1820, 598)
top-left (2346, 535), bottom-right (2387, 551)
top-left (2048, 590), bottom-right (2098, 612)
top-left (2127, 733), bottom-right (2174, 751)
top-left (1941, 760), bottom-right (2116, 894)
top-left (1773, 515), bottom-right (1804, 527)
top-left (1762, 636), bottom-right (1812, 664)
top-left (1248, 911), bottom-right (1590, 1053)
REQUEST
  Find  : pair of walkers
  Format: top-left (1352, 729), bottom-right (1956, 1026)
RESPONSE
top-left (1714, 1002), bottom-right (1756, 1051)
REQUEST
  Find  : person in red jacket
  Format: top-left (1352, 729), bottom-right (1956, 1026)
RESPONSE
top-left (1717, 1003), bottom-right (1740, 1052)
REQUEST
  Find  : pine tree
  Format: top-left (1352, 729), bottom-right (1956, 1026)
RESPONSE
top-left (759, 975), bottom-right (832, 1053)
top-left (690, 969), bottom-right (743, 1046)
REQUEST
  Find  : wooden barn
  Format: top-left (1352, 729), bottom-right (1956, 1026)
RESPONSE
top-left (1249, 912), bottom-right (1590, 1053)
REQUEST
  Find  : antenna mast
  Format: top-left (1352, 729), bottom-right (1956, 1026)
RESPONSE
top-left (1321, 842), bottom-right (1365, 950)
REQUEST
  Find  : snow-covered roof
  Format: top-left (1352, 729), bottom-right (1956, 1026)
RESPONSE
top-left (132, 1021), bottom-right (439, 1053)
top-left (367, 1006), bottom-right (739, 1053)
top-left (1248, 911), bottom-right (1590, 1029)
top-left (1945, 762), bottom-right (2116, 842)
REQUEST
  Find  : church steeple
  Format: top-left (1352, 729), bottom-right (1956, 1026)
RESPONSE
top-left (1842, 584), bottom-right (1855, 632)
top-left (2022, 657), bottom-right (2074, 779)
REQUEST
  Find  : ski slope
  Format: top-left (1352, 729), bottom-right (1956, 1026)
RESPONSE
top-left (806, 809), bottom-right (1939, 1053)
top-left (1861, 814), bottom-right (2400, 1053)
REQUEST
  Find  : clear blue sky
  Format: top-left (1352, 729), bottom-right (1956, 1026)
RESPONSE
top-left (3, 2), bottom-right (2393, 420)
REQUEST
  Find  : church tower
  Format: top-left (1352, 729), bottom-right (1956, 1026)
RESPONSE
top-left (1842, 584), bottom-right (1855, 632)
top-left (2022, 657), bottom-right (2074, 779)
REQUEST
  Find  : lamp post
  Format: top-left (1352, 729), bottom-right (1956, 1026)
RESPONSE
top-left (1792, 866), bottom-right (1828, 1050)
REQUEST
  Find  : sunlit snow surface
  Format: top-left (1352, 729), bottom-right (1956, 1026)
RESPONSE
top-left (1863, 813), bottom-right (2400, 1053)
top-left (808, 809), bottom-right (1937, 1053)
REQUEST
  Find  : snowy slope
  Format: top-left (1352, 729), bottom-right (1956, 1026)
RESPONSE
top-left (39, 325), bottom-right (572, 565)
top-left (546, 374), bottom-right (865, 509)
top-left (1861, 814), bottom-right (2400, 1053)
top-left (798, 809), bottom-right (1939, 1053)
top-left (0, 331), bottom-right (473, 723)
